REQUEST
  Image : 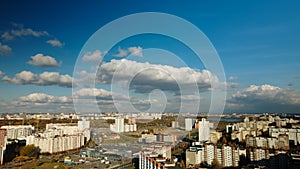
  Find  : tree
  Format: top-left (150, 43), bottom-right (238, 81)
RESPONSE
top-left (180, 159), bottom-right (185, 168)
top-left (221, 137), bottom-right (228, 144)
top-left (200, 161), bottom-right (208, 168)
top-left (211, 158), bottom-right (222, 169)
top-left (20, 144), bottom-right (40, 158)
top-left (86, 139), bottom-right (95, 148)
top-left (239, 154), bottom-right (250, 167)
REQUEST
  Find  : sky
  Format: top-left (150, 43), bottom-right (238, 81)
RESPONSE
top-left (0, 0), bottom-right (300, 114)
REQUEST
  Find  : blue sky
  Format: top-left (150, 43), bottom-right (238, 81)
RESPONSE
top-left (0, 0), bottom-right (300, 113)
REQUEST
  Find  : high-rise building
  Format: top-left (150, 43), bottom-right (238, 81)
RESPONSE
top-left (185, 118), bottom-right (193, 131)
top-left (115, 117), bottom-right (124, 133)
top-left (186, 143), bottom-right (241, 168)
top-left (222, 145), bottom-right (233, 167)
top-left (78, 120), bottom-right (90, 131)
top-left (216, 147), bottom-right (222, 166)
top-left (0, 129), bottom-right (7, 148)
top-left (205, 144), bottom-right (215, 165)
top-left (139, 146), bottom-right (174, 169)
top-left (26, 134), bottom-right (85, 154)
top-left (172, 121), bottom-right (179, 128)
top-left (232, 147), bottom-right (240, 167)
top-left (199, 118), bottom-right (212, 142)
top-left (0, 125), bottom-right (34, 140)
top-left (186, 147), bottom-right (205, 166)
top-left (0, 129), bottom-right (7, 165)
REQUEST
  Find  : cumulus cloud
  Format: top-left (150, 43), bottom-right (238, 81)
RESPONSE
top-left (27, 53), bottom-right (60, 67)
top-left (3, 71), bottom-right (73, 87)
top-left (0, 93), bottom-right (74, 113)
top-left (38, 72), bottom-right (73, 87)
top-left (73, 87), bottom-right (162, 113)
top-left (46, 39), bottom-right (63, 47)
top-left (3, 71), bottom-right (37, 84)
top-left (113, 46), bottom-right (143, 57)
top-left (97, 59), bottom-right (219, 94)
top-left (19, 93), bottom-right (71, 103)
top-left (228, 84), bottom-right (300, 112)
top-left (114, 47), bottom-right (128, 57)
top-left (73, 88), bottom-right (114, 100)
top-left (128, 46), bottom-right (143, 57)
top-left (82, 50), bottom-right (102, 63)
top-left (0, 43), bottom-right (12, 56)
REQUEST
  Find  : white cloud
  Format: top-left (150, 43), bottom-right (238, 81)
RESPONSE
top-left (128, 46), bottom-right (143, 57)
top-left (11, 28), bottom-right (49, 38)
top-left (0, 71), bottom-right (5, 77)
top-left (228, 84), bottom-right (300, 112)
top-left (73, 87), bottom-right (163, 113)
top-left (27, 53), bottom-right (60, 67)
top-left (229, 76), bottom-right (238, 80)
top-left (19, 93), bottom-right (71, 103)
top-left (1, 32), bottom-right (14, 41)
top-left (113, 46), bottom-right (143, 57)
top-left (0, 43), bottom-right (12, 56)
top-left (0, 93), bottom-right (74, 113)
top-left (97, 59), bottom-right (219, 93)
top-left (82, 50), bottom-right (102, 63)
top-left (74, 88), bottom-right (113, 98)
top-left (38, 72), bottom-right (73, 87)
top-left (114, 47), bottom-right (128, 57)
top-left (3, 71), bottom-right (73, 88)
top-left (46, 39), bottom-right (63, 47)
top-left (1, 24), bottom-right (49, 41)
top-left (3, 71), bottom-right (37, 84)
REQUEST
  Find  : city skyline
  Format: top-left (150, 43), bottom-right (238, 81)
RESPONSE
top-left (0, 1), bottom-right (300, 113)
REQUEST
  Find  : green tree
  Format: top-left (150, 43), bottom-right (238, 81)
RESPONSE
top-left (20, 144), bottom-right (40, 158)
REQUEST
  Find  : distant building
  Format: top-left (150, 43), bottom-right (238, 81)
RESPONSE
top-left (171, 121), bottom-right (179, 128)
top-left (0, 125), bottom-right (34, 140)
top-left (46, 121), bottom-right (91, 141)
top-left (26, 134), bottom-right (85, 154)
top-left (138, 134), bottom-right (179, 144)
top-left (246, 135), bottom-right (289, 150)
top-left (26, 121), bottom-right (90, 154)
top-left (185, 118), bottom-right (193, 131)
top-left (226, 124), bottom-right (239, 133)
top-left (248, 148), bottom-right (269, 162)
top-left (110, 117), bottom-right (137, 133)
top-left (78, 120), bottom-right (90, 131)
top-left (115, 117), bottom-right (124, 133)
top-left (269, 128), bottom-right (300, 146)
top-left (210, 130), bottom-right (222, 144)
top-left (184, 143), bottom-right (240, 168)
top-left (198, 118), bottom-right (213, 142)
